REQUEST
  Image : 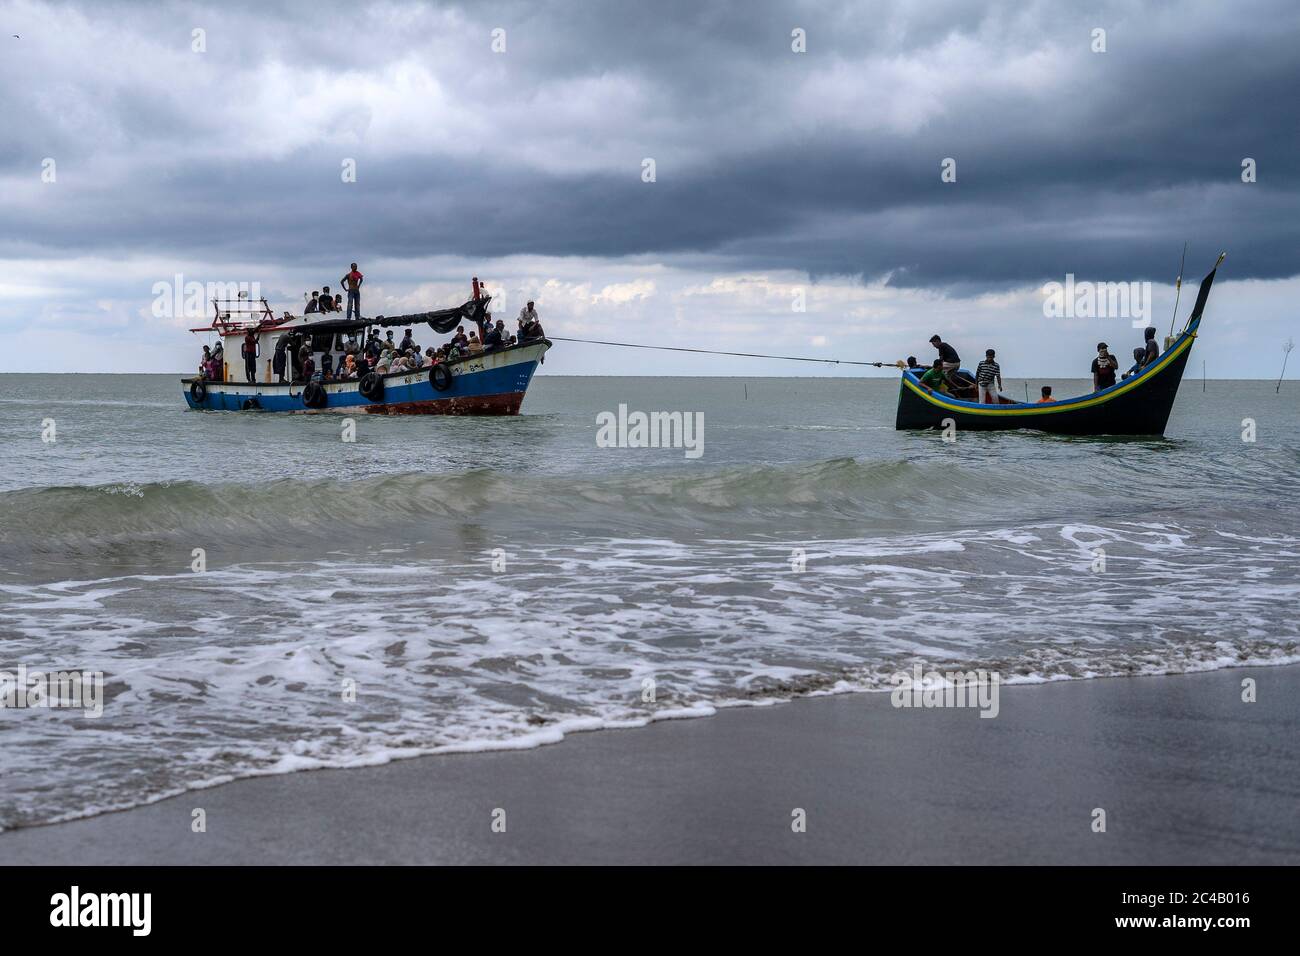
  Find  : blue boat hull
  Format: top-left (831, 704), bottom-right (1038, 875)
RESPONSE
top-left (183, 341), bottom-right (548, 414)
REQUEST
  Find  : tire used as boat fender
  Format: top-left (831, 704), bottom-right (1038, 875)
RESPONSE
top-left (241, 397), bottom-right (261, 411)
top-left (359, 371), bottom-right (385, 401)
top-left (430, 364), bottom-right (453, 392)
top-left (301, 382), bottom-right (327, 409)
top-left (189, 381), bottom-right (208, 404)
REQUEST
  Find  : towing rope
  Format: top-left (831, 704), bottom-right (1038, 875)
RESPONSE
top-left (547, 336), bottom-right (894, 368)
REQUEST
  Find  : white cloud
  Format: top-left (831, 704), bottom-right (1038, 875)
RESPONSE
top-left (3, 247), bottom-right (1285, 376)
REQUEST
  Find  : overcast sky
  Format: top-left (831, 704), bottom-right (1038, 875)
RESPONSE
top-left (1, 0), bottom-right (1296, 376)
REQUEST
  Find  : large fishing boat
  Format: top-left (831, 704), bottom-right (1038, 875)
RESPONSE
top-left (894, 254), bottom-right (1224, 436)
top-left (182, 290), bottom-right (548, 414)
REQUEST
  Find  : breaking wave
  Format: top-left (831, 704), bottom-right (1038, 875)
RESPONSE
top-left (5, 449), bottom-right (1297, 559)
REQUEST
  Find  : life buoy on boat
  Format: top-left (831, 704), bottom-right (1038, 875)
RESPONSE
top-left (301, 382), bottom-right (327, 408)
top-left (241, 397), bottom-right (261, 411)
top-left (430, 364), bottom-right (453, 391)
top-left (189, 381), bottom-right (208, 403)
top-left (359, 371), bottom-right (385, 401)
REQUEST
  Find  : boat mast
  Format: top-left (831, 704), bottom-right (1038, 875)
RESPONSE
top-left (1166, 242), bottom-right (1186, 350)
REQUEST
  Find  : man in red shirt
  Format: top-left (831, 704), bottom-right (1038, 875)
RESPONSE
top-left (340, 262), bottom-right (364, 320)
top-left (241, 329), bottom-right (260, 383)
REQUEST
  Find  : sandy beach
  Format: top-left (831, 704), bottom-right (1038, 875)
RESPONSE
top-left (2, 664), bottom-right (1296, 865)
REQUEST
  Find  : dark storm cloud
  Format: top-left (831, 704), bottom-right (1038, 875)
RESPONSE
top-left (3, 0), bottom-right (1299, 286)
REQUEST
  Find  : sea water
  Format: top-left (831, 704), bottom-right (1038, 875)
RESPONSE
top-left (0, 373), bottom-right (1297, 829)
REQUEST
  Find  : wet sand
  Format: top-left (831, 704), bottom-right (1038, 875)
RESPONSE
top-left (2, 664), bottom-right (1297, 865)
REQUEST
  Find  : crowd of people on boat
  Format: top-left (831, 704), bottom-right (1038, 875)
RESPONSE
top-left (907, 326), bottom-right (1163, 404)
top-left (196, 284), bottom-right (547, 384)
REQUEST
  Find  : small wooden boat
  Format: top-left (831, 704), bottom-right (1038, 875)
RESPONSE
top-left (894, 255), bottom-right (1224, 436)
top-left (182, 291), bottom-right (549, 415)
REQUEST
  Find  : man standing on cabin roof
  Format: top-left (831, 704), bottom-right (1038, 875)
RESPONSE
top-left (341, 263), bottom-right (364, 320)
top-left (929, 334), bottom-right (960, 371)
top-left (976, 349), bottom-right (1002, 404)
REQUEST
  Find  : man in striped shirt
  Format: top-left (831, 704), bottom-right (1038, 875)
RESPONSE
top-left (976, 349), bottom-right (1003, 404)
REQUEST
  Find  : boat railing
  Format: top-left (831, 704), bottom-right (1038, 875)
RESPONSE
top-left (208, 297), bottom-right (285, 334)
